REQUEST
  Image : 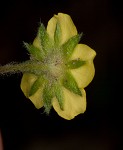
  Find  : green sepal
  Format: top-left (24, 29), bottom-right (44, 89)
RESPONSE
top-left (38, 23), bottom-right (53, 53)
top-left (54, 23), bottom-right (61, 46)
top-left (54, 84), bottom-right (64, 110)
top-left (24, 42), bottom-right (45, 61)
top-left (42, 83), bottom-right (54, 114)
top-left (29, 76), bottom-right (44, 96)
top-left (66, 59), bottom-right (86, 69)
top-left (62, 72), bottom-right (82, 96)
top-left (62, 33), bottom-right (82, 59)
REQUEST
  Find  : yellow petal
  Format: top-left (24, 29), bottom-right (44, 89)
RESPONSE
top-left (47, 13), bottom-right (77, 44)
top-left (33, 36), bottom-right (41, 50)
top-left (20, 73), bottom-right (43, 109)
top-left (47, 16), bottom-right (57, 41)
top-left (70, 44), bottom-right (96, 88)
top-left (52, 87), bottom-right (86, 120)
top-left (71, 44), bottom-right (96, 61)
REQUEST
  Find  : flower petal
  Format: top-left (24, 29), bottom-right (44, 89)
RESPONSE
top-left (47, 16), bottom-right (57, 41)
top-left (70, 44), bottom-right (96, 88)
top-left (70, 44), bottom-right (96, 61)
top-left (33, 36), bottom-right (41, 50)
top-left (52, 87), bottom-right (86, 120)
top-left (20, 73), bottom-right (43, 109)
top-left (47, 13), bottom-right (77, 44)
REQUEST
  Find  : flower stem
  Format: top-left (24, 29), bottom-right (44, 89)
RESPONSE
top-left (0, 60), bottom-right (47, 76)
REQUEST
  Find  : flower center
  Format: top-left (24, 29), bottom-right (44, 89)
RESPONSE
top-left (44, 50), bottom-right (65, 81)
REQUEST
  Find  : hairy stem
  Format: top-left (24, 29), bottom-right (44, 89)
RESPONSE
top-left (0, 60), bottom-right (47, 76)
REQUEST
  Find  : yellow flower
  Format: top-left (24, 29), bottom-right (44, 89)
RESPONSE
top-left (20, 13), bottom-right (96, 120)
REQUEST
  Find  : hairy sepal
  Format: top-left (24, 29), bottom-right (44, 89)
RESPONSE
top-left (66, 59), bottom-right (86, 69)
top-left (62, 33), bottom-right (82, 59)
top-left (38, 23), bottom-right (53, 54)
top-left (62, 71), bottom-right (82, 96)
top-left (29, 76), bottom-right (45, 97)
top-left (24, 42), bottom-right (45, 61)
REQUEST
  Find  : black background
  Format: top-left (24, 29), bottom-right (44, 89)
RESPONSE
top-left (0, 0), bottom-right (122, 150)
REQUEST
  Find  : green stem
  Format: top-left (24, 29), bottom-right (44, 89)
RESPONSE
top-left (0, 60), bottom-right (47, 76)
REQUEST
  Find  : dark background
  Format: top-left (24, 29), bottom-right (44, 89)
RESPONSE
top-left (0, 0), bottom-right (122, 150)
